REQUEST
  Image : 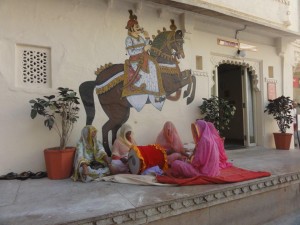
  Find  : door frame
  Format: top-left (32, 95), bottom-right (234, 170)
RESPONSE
top-left (211, 54), bottom-right (262, 147)
top-left (241, 67), bottom-right (257, 147)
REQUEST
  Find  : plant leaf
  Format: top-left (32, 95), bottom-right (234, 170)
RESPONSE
top-left (30, 110), bottom-right (37, 119)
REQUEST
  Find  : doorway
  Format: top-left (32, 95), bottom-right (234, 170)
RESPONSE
top-left (217, 64), bottom-right (256, 149)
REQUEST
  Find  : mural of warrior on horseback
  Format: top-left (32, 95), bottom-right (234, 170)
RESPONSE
top-left (79, 10), bottom-right (196, 155)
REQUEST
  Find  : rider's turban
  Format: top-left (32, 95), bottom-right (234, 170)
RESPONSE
top-left (126, 10), bottom-right (138, 29)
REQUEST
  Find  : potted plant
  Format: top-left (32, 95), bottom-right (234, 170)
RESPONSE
top-left (199, 96), bottom-right (236, 137)
top-left (29, 87), bottom-right (80, 179)
top-left (264, 95), bottom-right (293, 150)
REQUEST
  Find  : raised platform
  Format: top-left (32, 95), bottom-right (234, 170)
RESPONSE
top-left (1, 147), bottom-right (300, 225)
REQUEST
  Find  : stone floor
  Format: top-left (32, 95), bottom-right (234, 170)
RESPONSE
top-left (1, 147), bottom-right (300, 225)
top-left (262, 210), bottom-right (300, 225)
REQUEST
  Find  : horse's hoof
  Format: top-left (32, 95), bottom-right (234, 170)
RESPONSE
top-left (187, 97), bottom-right (193, 105)
top-left (183, 91), bottom-right (188, 98)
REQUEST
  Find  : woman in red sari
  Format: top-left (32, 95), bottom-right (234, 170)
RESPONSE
top-left (171, 120), bottom-right (232, 178)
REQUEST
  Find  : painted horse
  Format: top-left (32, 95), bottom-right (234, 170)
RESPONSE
top-left (79, 27), bottom-right (196, 155)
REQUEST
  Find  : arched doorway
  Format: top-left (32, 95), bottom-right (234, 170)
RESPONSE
top-left (217, 63), bottom-right (257, 149)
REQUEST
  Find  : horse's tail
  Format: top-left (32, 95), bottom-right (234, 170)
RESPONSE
top-left (79, 80), bottom-right (96, 125)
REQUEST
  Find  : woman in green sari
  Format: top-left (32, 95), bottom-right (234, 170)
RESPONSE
top-left (71, 125), bottom-right (112, 182)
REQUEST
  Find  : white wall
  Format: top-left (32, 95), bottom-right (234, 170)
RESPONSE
top-left (0, 0), bottom-right (202, 174)
top-left (0, 0), bottom-right (297, 174)
top-left (174, 0), bottom-right (299, 32)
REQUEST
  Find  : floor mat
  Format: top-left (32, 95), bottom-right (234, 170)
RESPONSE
top-left (156, 166), bottom-right (271, 186)
top-left (100, 174), bottom-right (176, 186)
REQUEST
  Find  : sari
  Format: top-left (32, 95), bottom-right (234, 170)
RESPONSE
top-left (71, 126), bottom-right (110, 182)
top-left (171, 120), bottom-right (232, 178)
top-left (155, 121), bottom-right (186, 165)
top-left (111, 124), bottom-right (136, 174)
top-left (207, 122), bottom-right (233, 169)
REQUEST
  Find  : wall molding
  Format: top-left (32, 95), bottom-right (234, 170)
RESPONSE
top-left (80, 172), bottom-right (300, 225)
top-left (274, 0), bottom-right (290, 5)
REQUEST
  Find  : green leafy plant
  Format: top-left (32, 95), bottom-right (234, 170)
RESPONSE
top-left (29, 87), bottom-right (80, 150)
top-left (199, 96), bottom-right (236, 137)
top-left (264, 95), bottom-right (293, 133)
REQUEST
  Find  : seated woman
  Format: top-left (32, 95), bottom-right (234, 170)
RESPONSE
top-left (207, 122), bottom-right (233, 169)
top-left (111, 123), bottom-right (136, 174)
top-left (171, 120), bottom-right (232, 178)
top-left (71, 125), bottom-right (112, 182)
top-left (155, 121), bottom-right (189, 165)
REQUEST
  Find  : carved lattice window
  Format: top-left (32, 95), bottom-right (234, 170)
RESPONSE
top-left (16, 45), bottom-right (51, 88)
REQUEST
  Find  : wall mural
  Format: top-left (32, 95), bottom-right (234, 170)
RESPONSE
top-left (79, 10), bottom-right (196, 155)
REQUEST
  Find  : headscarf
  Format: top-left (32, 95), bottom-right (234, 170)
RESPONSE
top-left (80, 125), bottom-right (98, 151)
top-left (111, 123), bottom-right (136, 159)
top-left (155, 121), bottom-right (184, 153)
top-left (207, 122), bottom-right (232, 169)
top-left (118, 123), bottom-right (136, 147)
top-left (71, 125), bottom-right (107, 181)
top-left (191, 120), bottom-right (220, 176)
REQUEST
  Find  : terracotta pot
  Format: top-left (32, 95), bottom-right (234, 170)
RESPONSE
top-left (44, 147), bottom-right (76, 179)
top-left (273, 133), bottom-right (293, 150)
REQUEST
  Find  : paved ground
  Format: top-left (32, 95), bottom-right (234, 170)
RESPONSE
top-left (262, 210), bottom-right (300, 225)
top-left (1, 147), bottom-right (300, 225)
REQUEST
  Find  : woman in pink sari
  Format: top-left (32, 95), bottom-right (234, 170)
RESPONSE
top-left (171, 120), bottom-right (232, 178)
top-left (207, 122), bottom-right (233, 169)
top-left (156, 121), bottom-right (189, 165)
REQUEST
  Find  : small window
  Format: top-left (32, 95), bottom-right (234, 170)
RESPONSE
top-left (16, 44), bottom-right (51, 88)
top-left (196, 56), bottom-right (203, 70)
top-left (268, 66), bottom-right (274, 78)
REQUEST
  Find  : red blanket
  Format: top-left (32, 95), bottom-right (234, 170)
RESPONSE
top-left (156, 166), bottom-right (271, 186)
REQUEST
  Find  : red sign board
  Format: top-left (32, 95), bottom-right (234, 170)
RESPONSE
top-left (267, 83), bottom-right (276, 100)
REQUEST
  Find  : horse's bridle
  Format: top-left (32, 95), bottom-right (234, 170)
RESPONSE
top-left (166, 31), bottom-right (184, 58)
top-left (151, 31), bottom-right (184, 62)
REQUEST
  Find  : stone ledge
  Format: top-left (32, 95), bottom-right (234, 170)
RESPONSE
top-left (76, 172), bottom-right (300, 225)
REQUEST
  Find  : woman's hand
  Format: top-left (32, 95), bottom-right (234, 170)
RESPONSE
top-left (181, 149), bottom-right (190, 158)
top-left (188, 149), bottom-right (195, 161)
top-left (82, 164), bottom-right (88, 179)
top-left (107, 163), bottom-right (115, 175)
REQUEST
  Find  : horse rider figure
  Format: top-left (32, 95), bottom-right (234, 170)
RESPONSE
top-left (122, 10), bottom-right (166, 112)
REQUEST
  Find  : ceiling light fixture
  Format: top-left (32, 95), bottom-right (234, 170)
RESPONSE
top-left (235, 25), bottom-right (247, 58)
top-left (236, 49), bottom-right (246, 58)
